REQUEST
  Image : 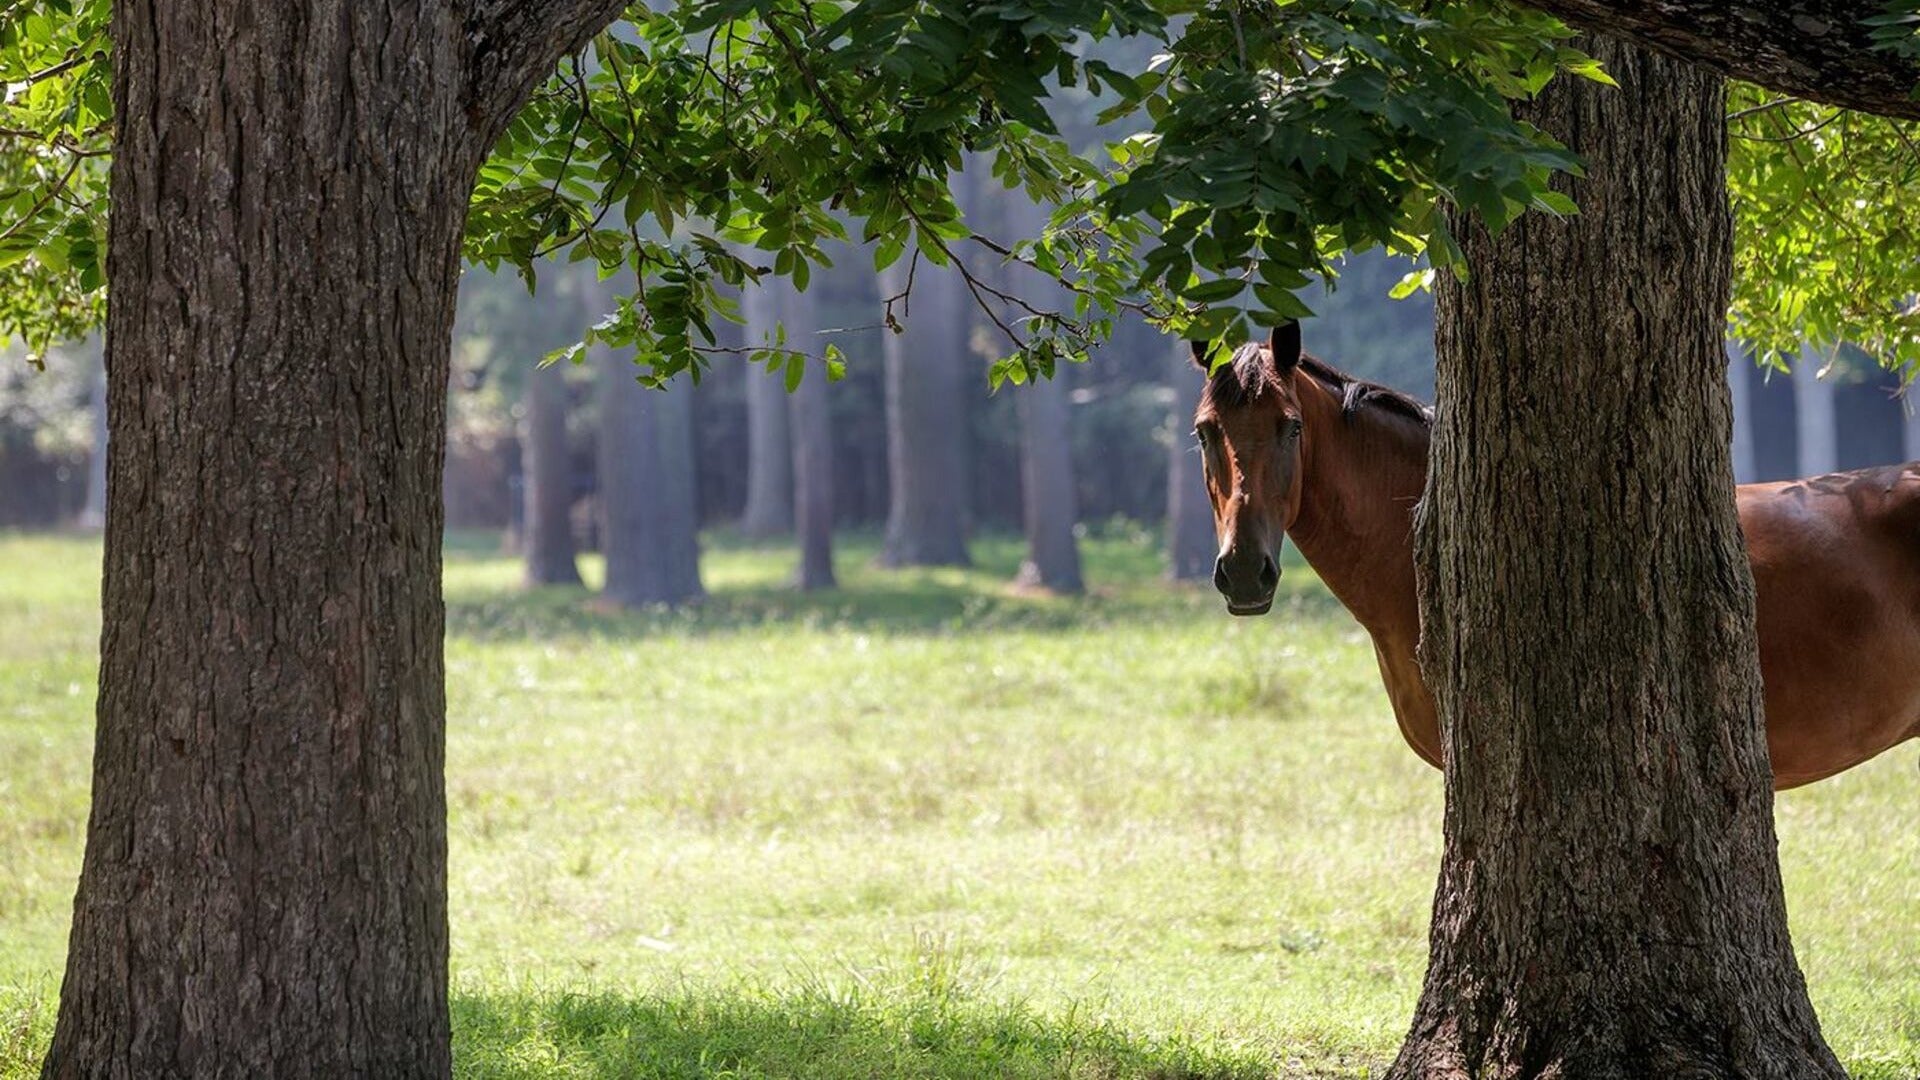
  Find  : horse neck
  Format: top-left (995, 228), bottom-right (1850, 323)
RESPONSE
top-left (1286, 374), bottom-right (1428, 642)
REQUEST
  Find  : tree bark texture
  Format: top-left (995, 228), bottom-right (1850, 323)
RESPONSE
top-left (599, 347), bottom-right (705, 607)
top-left (739, 278), bottom-right (795, 539)
top-left (45, 1), bottom-right (625, 1076)
top-left (1517, 0), bottom-right (1920, 120)
top-left (521, 361), bottom-right (583, 586)
top-left (1394, 36), bottom-right (1842, 1080)
top-left (1166, 341), bottom-right (1216, 580)
top-left (877, 257), bottom-right (972, 567)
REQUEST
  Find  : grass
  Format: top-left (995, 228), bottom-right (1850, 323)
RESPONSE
top-left (1, 528), bottom-right (1915, 1078)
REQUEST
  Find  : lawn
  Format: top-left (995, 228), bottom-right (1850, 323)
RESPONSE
top-left (2, 530), bottom-right (1915, 1078)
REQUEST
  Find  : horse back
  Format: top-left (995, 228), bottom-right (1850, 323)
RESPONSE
top-left (1737, 462), bottom-right (1920, 778)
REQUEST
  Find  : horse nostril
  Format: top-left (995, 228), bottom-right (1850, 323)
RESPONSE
top-left (1213, 557), bottom-right (1231, 595)
top-left (1259, 556), bottom-right (1278, 592)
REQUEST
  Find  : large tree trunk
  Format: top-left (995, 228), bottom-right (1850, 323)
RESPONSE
top-left (521, 359), bottom-right (583, 586)
top-left (42, 6), bottom-right (471, 1075)
top-left (1392, 37), bottom-right (1842, 1079)
top-left (44, 2), bottom-right (623, 1076)
top-left (599, 347), bottom-right (705, 607)
top-left (877, 256), bottom-right (972, 567)
top-left (1165, 341), bottom-right (1216, 581)
top-left (739, 279), bottom-right (795, 539)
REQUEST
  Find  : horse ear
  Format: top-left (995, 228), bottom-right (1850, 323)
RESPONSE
top-left (1189, 339), bottom-right (1213, 372)
top-left (1269, 321), bottom-right (1302, 374)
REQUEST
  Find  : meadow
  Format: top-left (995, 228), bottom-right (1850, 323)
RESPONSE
top-left (2, 530), bottom-right (1915, 1078)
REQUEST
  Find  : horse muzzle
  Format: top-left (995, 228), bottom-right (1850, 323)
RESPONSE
top-left (1214, 550), bottom-right (1278, 617)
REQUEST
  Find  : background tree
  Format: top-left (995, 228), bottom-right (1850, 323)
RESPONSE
top-left (738, 278), bottom-right (795, 539)
top-left (1163, 341), bottom-right (1215, 581)
top-left (877, 254), bottom-right (974, 568)
top-left (991, 188), bottom-right (1083, 592)
top-left (599, 334), bottom-right (706, 608)
top-left (521, 357), bottom-right (584, 587)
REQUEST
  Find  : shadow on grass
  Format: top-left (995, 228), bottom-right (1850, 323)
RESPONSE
top-left (442, 529), bottom-right (1349, 644)
top-left (451, 987), bottom-right (1283, 1080)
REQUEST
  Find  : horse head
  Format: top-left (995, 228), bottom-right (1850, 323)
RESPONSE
top-left (1190, 323), bottom-right (1306, 617)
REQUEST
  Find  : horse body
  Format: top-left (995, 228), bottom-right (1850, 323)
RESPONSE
top-left (1193, 328), bottom-right (1920, 788)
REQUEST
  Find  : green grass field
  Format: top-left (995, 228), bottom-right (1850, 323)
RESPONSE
top-left (2, 530), bottom-right (1915, 1078)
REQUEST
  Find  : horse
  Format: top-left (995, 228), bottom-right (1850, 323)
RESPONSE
top-left (1191, 324), bottom-right (1920, 788)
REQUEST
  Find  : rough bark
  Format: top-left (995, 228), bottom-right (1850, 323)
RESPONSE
top-left (44, 1), bottom-right (625, 1076)
top-left (877, 257), bottom-right (972, 567)
top-left (1393, 36), bottom-right (1843, 1080)
top-left (1517, 0), bottom-right (1920, 120)
top-left (521, 361), bottom-right (583, 586)
top-left (1166, 342), bottom-right (1217, 580)
top-left (599, 346), bottom-right (705, 607)
top-left (739, 279), bottom-right (795, 539)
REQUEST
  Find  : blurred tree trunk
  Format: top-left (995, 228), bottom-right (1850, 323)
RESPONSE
top-left (1015, 374), bottom-right (1083, 592)
top-left (76, 339), bottom-right (107, 531)
top-left (599, 345), bottom-right (705, 607)
top-left (1391, 36), bottom-right (1841, 1080)
top-left (790, 345), bottom-right (838, 590)
top-left (877, 254), bottom-right (972, 567)
top-left (739, 279), bottom-right (794, 538)
top-left (995, 190), bottom-right (1083, 593)
top-left (1165, 343), bottom-right (1215, 580)
top-left (521, 359), bottom-right (582, 587)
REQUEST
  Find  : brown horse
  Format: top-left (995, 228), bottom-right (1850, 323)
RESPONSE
top-left (1192, 324), bottom-right (1920, 788)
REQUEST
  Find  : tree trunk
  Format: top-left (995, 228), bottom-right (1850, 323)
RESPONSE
top-left (1015, 372), bottom-right (1084, 593)
top-left (785, 284), bottom-right (838, 590)
top-left (995, 190), bottom-right (1083, 593)
top-left (1392, 36), bottom-right (1842, 1080)
top-left (1166, 341), bottom-right (1216, 581)
top-left (599, 346), bottom-right (705, 607)
top-left (43, 2), bottom-right (624, 1075)
top-left (521, 360), bottom-right (583, 586)
top-left (877, 256), bottom-right (972, 567)
top-left (739, 279), bottom-right (794, 539)
top-left (42, 6), bottom-right (472, 1075)
top-left (76, 339), bottom-right (106, 531)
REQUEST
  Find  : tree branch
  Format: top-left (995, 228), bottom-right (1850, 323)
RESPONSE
top-left (462, 0), bottom-right (632, 144)
top-left (1517, 1), bottom-right (1920, 120)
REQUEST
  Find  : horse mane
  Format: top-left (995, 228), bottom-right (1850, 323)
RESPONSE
top-left (1298, 354), bottom-right (1434, 427)
top-left (1205, 342), bottom-right (1433, 427)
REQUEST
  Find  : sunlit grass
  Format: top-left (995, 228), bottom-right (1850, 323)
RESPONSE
top-left (1, 530), bottom-right (1914, 1078)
